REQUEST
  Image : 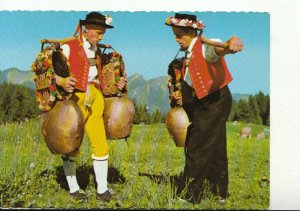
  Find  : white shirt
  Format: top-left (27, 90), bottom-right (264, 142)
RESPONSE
top-left (61, 36), bottom-right (98, 82)
top-left (184, 37), bottom-right (221, 87)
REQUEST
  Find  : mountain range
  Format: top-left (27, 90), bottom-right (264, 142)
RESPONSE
top-left (0, 68), bottom-right (249, 114)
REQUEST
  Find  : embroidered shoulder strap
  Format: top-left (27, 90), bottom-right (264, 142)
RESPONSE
top-left (100, 46), bottom-right (128, 97)
top-left (31, 44), bottom-right (70, 112)
top-left (167, 57), bottom-right (184, 107)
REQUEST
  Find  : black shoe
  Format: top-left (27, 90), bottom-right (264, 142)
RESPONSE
top-left (96, 189), bottom-right (113, 202)
top-left (215, 191), bottom-right (230, 205)
top-left (70, 190), bottom-right (88, 201)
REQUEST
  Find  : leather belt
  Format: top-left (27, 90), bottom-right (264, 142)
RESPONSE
top-left (88, 58), bottom-right (97, 66)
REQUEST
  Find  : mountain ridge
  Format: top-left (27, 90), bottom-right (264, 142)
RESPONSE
top-left (0, 68), bottom-right (250, 113)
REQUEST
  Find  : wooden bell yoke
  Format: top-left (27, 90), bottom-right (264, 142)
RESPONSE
top-left (34, 40), bottom-right (85, 155)
top-left (98, 44), bottom-right (135, 140)
top-left (36, 37), bottom-right (135, 157)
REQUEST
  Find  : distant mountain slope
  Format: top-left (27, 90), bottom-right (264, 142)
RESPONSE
top-left (127, 73), bottom-right (170, 113)
top-left (231, 93), bottom-right (250, 102)
top-left (0, 68), bottom-right (249, 114)
top-left (0, 68), bottom-right (35, 89)
top-left (127, 73), bottom-right (250, 113)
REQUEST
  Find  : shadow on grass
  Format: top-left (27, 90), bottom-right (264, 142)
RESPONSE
top-left (138, 172), bottom-right (183, 194)
top-left (40, 165), bottom-right (126, 191)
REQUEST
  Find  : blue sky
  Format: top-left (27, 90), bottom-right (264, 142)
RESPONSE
top-left (0, 11), bottom-right (269, 95)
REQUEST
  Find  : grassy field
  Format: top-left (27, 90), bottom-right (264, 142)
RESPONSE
top-left (0, 119), bottom-right (269, 209)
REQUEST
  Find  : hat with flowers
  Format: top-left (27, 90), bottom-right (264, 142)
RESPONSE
top-left (165, 13), bottom-right (205, 31)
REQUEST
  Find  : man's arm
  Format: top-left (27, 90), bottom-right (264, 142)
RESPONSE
top-left (54, 74), bottom-right (78, 93)
top-left (215, 36), bottom-right (243, 56)
top-left (54, 44), bottom-right (78, 93)
top-left (116, 58), bottom-right (128, 92)
top-left (117, 77), bottom-right (127, 91)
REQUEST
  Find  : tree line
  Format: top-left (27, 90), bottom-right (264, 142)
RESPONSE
top-left (228, 91), bottom-right (270, 126)
top-left (133, 91), bottom-right (270, 126)
top-left (0, 83), bottom-right (269, 126)
top-left (133, 103), bottom-right (166, 124)
top-left (0, 83), bottom-right (40, 123)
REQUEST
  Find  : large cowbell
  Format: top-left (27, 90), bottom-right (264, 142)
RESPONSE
top-left (166, 107), bottom-right (190, 147)
top-left (103, 96), bottom-right (135, 140)
top-left (34, 41), bottom-right (85, 155)
top-left (41, 100), bottom-right (85, 154)
top-left (100, 44), bottom-right (135, 140)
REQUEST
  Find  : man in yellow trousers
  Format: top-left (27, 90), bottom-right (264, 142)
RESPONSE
top-left (54, 12), bottom-right (127, 202)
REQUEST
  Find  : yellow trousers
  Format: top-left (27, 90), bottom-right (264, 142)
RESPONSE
top-left (73, 84), bottom-right (109, 159)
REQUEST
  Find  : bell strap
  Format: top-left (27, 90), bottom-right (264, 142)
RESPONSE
top-left (73, 22), bottom-right (83, 45)
top-left (88, 58), bottom-right (97, 66)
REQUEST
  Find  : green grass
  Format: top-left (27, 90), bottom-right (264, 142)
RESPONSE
top-left (0, 120), bottom-right (269, 209)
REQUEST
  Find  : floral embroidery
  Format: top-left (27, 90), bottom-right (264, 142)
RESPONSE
top-left (102, 51), bottom-right (127, 97)
top-left (167, 58), bottom-right (184, 107)
top-left (32, 46), bottom-right (68, 112)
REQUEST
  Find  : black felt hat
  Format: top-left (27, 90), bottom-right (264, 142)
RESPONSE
top-left (175, 13), bottom-right (197, 22)
top-left (80, 12), bottom-right (114, 29)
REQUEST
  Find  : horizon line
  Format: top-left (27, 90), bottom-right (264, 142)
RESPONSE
top-left (0, 67), bottom-right (270, 95)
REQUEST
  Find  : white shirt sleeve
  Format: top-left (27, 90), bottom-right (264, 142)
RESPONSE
top-left (60, 44), bottom-right (70, 59)
top-left (202, 38), bottom-right (221, 63)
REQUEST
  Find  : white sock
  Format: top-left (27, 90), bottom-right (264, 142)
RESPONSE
top-left (93, 156), bottom-right (108, 194)
top-left (62, 155), bottom-right (80, 193)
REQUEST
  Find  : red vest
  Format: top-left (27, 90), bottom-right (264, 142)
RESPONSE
top-left (188, 36), bottom-right (233, 99)
top-left (64, 38), bottom-right (103, 91)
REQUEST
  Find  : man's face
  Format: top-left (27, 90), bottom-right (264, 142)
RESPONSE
top-left (172, 27), bottom-right (196, 50)
top-left (85, 25), bottom-right (107, 45)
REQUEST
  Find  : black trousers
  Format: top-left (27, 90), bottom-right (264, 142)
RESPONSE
top-left (177, 85), bottom-right (232, 203)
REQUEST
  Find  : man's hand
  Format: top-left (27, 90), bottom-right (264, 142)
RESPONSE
top-left (226, 36), bottom-right (243, 54)
top-left (117, 77), bottom-right (127, 90)
top-left (170, 91), bottom-right (182, 107)
top-left (215, 36), bottom-right (243, 56)
top-left (55, 74), bottom-right (78, 93)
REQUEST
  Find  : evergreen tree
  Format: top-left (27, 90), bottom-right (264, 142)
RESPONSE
top-left (234, 99), bottom-right (252, 123)
top-left (133, 103), bottom-right (150, 124)
top-left (255, 91), bottom-right (270, 125)
top-left (228, 100), bottom-right (237, 121)
top-left (265, 95), bottom-right (270, 126)
top-left (150, 109), bottom-right (163, 124)
top-left (0, 83), bottom-right (14, 122)
top-left (248, 95), bottom-right (263, 124)
top-left (0, 110), bottom-right (3, 123)
top-left (161, 112), bottom-right (166, 123)
top-left (133, 104), bottom-right (142, 124)
top-left (141, 105), bottom-right (151, 124)
top-left (0, 83), bottom-right (39, 123)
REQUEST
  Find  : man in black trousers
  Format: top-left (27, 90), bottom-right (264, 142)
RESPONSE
top-left (166, 13), bottom-right (243, 203)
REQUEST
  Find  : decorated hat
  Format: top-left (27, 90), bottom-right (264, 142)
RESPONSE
top-left (165, 13), bottom-right (205, 31)
top-left (80, 12), bottom-right (114, 29)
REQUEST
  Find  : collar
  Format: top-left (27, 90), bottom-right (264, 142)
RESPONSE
top-left (83, 36), bottom-right (99, 52)
top-left (186, 37), bottom-right (198, 56)
top-left (83, 36), bottom-right (92, 48)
